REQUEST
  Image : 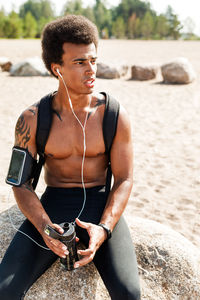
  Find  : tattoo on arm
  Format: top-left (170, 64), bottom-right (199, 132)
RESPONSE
top-left (28, 109), bottom-right (36, 115)
top-left (95, 98), bottom-right (106, 107)
top-left (28, 102), bottom-right (39, 116)
top-left (15, 115), bottom-right (31, 148)
top-left (88, 98), bottom-right (106, 120)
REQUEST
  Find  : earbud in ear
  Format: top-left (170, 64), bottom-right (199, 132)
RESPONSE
top-left (56, 68), bottom-right (62, 77)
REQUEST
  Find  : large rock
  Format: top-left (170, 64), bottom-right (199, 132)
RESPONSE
top-left (10, 57), bottom-right (50, 76)
top-left (127, 216), bottom-right (200, 300)
top-left (131, 64), bottom-right (159, 80)
top-left (0, 57), bottom-right (12, 72)
top-left (1, 206), bottom-right (200, 299)
top-left (161, 57), bottom-right (196, 84)
top-left (96, 62), bottom-right (128, 79)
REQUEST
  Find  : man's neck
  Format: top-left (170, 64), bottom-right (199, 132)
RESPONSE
top-left (54, 88), bottom-right (92, 112)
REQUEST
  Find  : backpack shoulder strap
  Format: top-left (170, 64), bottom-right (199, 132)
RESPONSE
top-left (101, 92), bottom-right (120, 195)
top-left (36, 92), bottom-right (54, 156)
top-left (32, 92), bottom-right (54, 190)
top-left (102, 92), bottom-right (120, 156)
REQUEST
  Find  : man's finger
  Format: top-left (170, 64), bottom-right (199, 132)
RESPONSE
top-left (52, 223), bottom-right (64, 234)
top-left (77, 249), bottom-right (93, 256)
top-left (75, 218), bottom-right (90, 229)
top-left (74, 255), bottom-right (93, 268)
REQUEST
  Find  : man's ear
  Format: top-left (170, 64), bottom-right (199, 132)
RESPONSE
top-left (51, 63), bottom-right (62, 77)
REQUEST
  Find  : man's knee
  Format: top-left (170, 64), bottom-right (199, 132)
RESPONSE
top-left (110, 283), bottom-right (141, 300)
top-left (0, 284), bottom-right (24, 300)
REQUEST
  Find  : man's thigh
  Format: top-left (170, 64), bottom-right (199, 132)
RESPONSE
top-left (93, 216), bottom-right (141, 300)
top-left (0, 219), bottom-right (57, 299)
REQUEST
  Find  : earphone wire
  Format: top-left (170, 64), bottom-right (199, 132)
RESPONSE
top-left (60, 72), bottom-right (90, 221)
top-left (7, 189), bottom-right (50, 251)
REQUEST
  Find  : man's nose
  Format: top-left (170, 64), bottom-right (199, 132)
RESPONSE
top-left (86, 62), bottom-right (96, 75)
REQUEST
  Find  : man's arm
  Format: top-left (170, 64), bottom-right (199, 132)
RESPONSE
top-left (75, 105), bottom-right (133, 267)
top-left (11, 107), bottom-right (68, 258)
top-left (99, 105), bottom-right (133, 230)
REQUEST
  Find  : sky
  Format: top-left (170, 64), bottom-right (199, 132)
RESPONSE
top-left (0, 0), bottom-right (199, 36)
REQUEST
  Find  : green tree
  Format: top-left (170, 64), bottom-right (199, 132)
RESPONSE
top-left (127, 13), bottom-right (137, 38)
top-left (115, 0), bottom-right (150, 21)
top-left (140, 11), bottom-right (154, 39)
top-left (37, 16), bottom-right (51, 37)
top-left (82, 6), bottom-right (95, 23)
top-left (63, 0), bottom-right (83, 15)
top-left (0, 8), bottom-right (6, 37)
top-left (3, 11), bottom-right (23, 38)
top-left (19, 0), bottom-right (54, 21)
top-left (93, 0), bottom-right (112, 37)
top-left (23, 11), bottom-right (37, 38)
top-left (19, 0), bottom-right (54, 37)
top-left (112, 16), bottom-right (126, 38)
top-left (134, 17), bottom-right (141, 38)
top-left (40, 0), bottom-right (54, 18)
top-left (165, 5), bottom-right (182, 39)
top-left (154, 14), bottom-right (169, 39)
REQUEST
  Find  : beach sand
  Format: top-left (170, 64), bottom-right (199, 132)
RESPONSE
top-left (0, 39), bottom-right (200, 249)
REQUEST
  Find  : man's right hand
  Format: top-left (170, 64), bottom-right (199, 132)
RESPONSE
top-left (42, 223), bottom-right (69, 258)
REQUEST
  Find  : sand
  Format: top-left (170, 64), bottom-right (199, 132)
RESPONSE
top-left (0, 39), bottom-right (200, 249)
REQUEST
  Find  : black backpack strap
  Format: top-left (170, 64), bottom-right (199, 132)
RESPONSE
top-left (32, 93), bottom-right (53, 190)
top-left (101, 92), bottom-right (120, 195)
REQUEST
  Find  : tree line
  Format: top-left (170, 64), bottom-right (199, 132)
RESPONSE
top-left (0, 0), bottom-right (198, 40)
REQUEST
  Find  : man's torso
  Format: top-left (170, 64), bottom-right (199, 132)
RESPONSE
top-left (42, 93), bottom-right (108, 188)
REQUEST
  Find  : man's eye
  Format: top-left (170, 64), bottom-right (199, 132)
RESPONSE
top-left (91, 60), bottom-right (96, 64)
top-left (76, 61), bottom-right (83, 65)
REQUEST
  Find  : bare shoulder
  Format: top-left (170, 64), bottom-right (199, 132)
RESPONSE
top-left (115, 104), bottom-right (132, 142)
top-left (14, 102), bottom-right (39, 157)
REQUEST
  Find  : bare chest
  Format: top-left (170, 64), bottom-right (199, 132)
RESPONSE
top-left (45, 110), bottom-right (105, 159)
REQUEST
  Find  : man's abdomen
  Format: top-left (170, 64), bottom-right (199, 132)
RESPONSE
top-left (44, 154), bottom-right (108, 188)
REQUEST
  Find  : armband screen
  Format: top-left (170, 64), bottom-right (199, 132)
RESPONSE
top-left (6, 147), bottom-right (37, 186)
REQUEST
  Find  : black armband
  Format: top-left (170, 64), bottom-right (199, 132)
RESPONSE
top-left (6, 146), bottom-right (37, 187)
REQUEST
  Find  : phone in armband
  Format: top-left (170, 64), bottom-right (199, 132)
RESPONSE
top-left (6, 147), bottom-right (37, 187)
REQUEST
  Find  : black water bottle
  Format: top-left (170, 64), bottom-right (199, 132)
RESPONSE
top-left (44, 222), bottom-right (79, 271)
top-left (59, 222), bottom-right (79, 271)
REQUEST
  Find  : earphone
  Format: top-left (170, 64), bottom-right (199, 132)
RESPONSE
top-left (56, 68), bottom-right (62, 77)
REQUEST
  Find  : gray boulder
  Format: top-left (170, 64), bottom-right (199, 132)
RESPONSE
top-left (131, 64), bottom-right (159, 80)
top-left (1, 206), bottom-right (200, 299)
top-left (128, 216), bottom-right (200, 300)
top-left (10, 57), bottom-right (49, 76)
top-left (161, 57), bottom-right (196, 84)
top-left (96, 62), bottom-right (128, 79)
top-left (0, 57), bottom-right (12, 72)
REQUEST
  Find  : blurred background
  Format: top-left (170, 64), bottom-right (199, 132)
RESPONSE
top-left (0, 0), bottom-right (199, 40)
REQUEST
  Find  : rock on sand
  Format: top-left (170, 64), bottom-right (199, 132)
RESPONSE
top-left (0, 57), bottom-right (12, 72)
top-left (97, 62), bottom-right (128, 79)
top-left (10, 57), bottom-right (49, 76)
top-left (129, 217), bottom-right (200, 300)
top-left (161, 57), bottom-right (196, 84)
top-left (131, 64), bottom-right (159, 81)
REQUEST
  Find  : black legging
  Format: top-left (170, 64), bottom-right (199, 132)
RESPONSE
top-left (0, 186), bottom-right (141, 300)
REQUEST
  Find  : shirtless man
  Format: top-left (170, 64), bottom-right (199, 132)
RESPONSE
top-left (0, 15), bottom-right (140, 300)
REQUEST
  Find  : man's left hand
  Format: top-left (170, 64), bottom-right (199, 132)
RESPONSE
top-left (74, 218), bottom-right (107, 268)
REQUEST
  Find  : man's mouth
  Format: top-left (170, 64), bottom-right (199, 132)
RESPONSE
top-left (84, 78), bottom-right (95, 88)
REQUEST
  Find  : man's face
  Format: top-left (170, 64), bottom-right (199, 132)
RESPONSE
top-left (59, 42), bottom-right (97, 95)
